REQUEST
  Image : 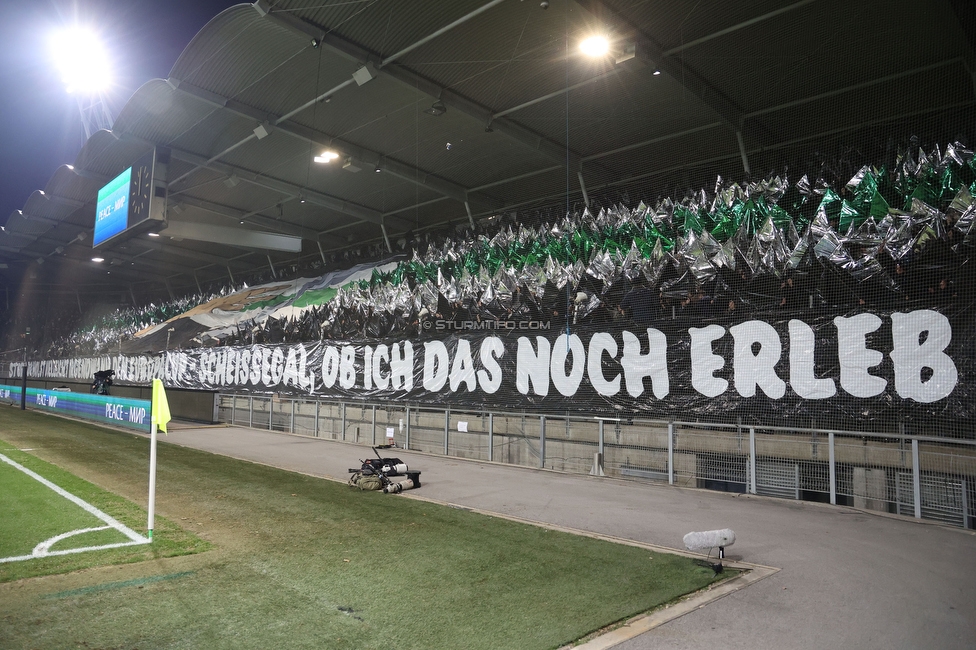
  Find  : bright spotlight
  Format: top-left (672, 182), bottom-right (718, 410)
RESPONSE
top-left (579, 36), bottom-right (610, 58)
top-left (313, 151), bottom-right (340, 163)
top-left (51, 26), bottom-right (112, 94)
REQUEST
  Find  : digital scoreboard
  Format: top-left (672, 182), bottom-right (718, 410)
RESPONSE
top-left (93, 148), bottom-right (167, 248)
top-left (93, 166), bottom-right (131, 246)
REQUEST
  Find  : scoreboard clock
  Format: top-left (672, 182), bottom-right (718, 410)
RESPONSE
top-left (130, 155), bottom-right (153, 219)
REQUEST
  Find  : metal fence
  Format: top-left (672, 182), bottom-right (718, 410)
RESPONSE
top-left (218, 394), bottom-right (976, 529)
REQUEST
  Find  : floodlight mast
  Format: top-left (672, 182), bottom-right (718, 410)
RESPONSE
top-left (75, 94), bottom-right (114, 140)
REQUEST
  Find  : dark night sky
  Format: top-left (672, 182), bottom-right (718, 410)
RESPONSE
top-left (0, 0), bottom-right (242, 233)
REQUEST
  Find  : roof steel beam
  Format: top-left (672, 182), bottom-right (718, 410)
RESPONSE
top-left (165, 146), bottom-right (412, 231)
top-left (662, 0), bottom-right (817, 56)
top-left (744, 58), bottom-right (966, 119)
top-left (167, 77), bottom-right (504, 211)
top-left (253, 1), bottom-right (586, 173)
top-left (486, 0), bottom-right (816, 124)
top-left (572, 0), bottom-right (768, 144)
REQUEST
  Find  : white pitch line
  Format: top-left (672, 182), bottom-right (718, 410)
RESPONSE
top-left (0, 526), bottom-right (152, 564)
top-left (34, 525), bottom-right (113, 556)
top-left (0, 452), bottom-right (150, 563)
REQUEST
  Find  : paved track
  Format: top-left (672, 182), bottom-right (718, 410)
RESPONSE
top-left (164, 424), bottom-right (976, 650)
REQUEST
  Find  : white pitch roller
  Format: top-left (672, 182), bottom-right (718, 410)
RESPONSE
top-left (683, 529), bottom-right (736, 552)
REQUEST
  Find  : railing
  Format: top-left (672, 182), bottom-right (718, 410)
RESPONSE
top-left (217, 393), bottom-right (976, 529)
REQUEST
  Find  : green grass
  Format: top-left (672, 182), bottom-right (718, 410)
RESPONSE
top-left (0, 406), bottom-right (728, 650)
top-left (0, 446), bottom-right (120, 558)
top-left (0, 439), bottom-right (209, 582)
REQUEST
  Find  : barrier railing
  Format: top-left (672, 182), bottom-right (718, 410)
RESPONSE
top-left (218, 393), bottom-right (975, 529)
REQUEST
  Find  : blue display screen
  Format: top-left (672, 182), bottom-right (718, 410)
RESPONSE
top-left (0, 384), bottom-right (151, 432)
top-left (93, 166), bottom-right (131, 247)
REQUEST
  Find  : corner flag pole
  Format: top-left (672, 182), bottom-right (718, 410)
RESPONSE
top-left (148, 379), bottom-right (171, 541)
top-left (148, 420), bottom-right (158, 540)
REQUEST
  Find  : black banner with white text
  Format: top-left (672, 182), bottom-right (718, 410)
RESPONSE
top-left (9, 309), bottom-right (974, 426)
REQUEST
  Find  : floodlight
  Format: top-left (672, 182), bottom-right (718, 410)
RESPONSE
top-left (314, 151), bottom-right (340, 163)
top-left (92, 257), bottom-right (104, 262)
top-left (51, 26), bottom-right (112, 94)
top-left (580, 36), bottom-right (610, 57)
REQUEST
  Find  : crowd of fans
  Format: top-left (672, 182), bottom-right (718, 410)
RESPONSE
top-left (5, 138), bottom-right (975, 357)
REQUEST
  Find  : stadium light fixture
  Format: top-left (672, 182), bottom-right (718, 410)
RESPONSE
top-left (579, 35), bottom-right (610, 58)
top-left (50, 26), bottom-right (112, 94)
top-left (91, 257), bottom-right (104, 263)
top-left (314, 151), bottom-right (340, 163)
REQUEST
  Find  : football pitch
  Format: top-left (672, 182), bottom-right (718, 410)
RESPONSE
top-left (0, 435), bottom-right (208, 586)
top-left (0, 449), bottom-right (149, 563)
top-left (0, 407), bottom-right (729, 650)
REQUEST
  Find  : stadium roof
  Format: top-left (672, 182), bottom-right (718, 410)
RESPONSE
top-left (2, 0), bottom-right (974, 299)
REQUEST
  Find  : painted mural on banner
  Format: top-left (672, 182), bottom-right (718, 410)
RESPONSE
top-left (9, 309), bottom-right (974, 425)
